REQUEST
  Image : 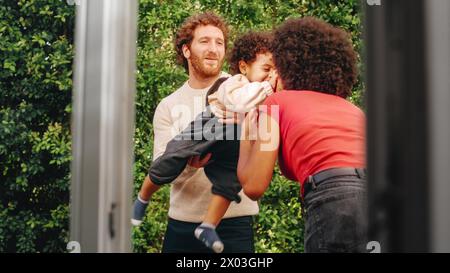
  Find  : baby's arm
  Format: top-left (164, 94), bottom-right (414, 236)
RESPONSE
top-left (208, 74), bottom-right (273, 118)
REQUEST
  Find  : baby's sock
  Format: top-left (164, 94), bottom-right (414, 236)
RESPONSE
top-left (131, 195), bottom-right (149, 226)
top-left (194, 223), bottom-right (224, 253)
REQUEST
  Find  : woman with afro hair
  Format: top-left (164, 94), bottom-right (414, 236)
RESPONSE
top-left (238, 17), bottom-right (367, 252)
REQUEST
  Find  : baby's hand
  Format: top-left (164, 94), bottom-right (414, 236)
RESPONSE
top-left (267, 70), bottom-right (279, 91)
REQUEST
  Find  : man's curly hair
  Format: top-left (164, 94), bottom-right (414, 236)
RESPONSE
top-left (228, 31), bottom-right (273, 75)
top-left (272, 17), bottom-right (357, 98)
top-left (174, 12), bottom-right (229, 73)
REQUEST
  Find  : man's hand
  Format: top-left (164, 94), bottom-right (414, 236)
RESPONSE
top-left (188, 153), bottom-right (212, 168)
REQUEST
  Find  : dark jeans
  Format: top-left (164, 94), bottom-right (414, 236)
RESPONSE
top-left (162, 216), bottom-right (255, 253)
top-left (303, 175), bottom-right (368, 253)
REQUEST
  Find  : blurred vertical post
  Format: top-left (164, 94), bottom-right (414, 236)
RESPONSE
top-left (425, 0), bottom-right (450, 253)
top-left (70, 0), bottom-right (138, 252)
top-left (365, 0), bottom-right (429, 252)
top-left (365, 0), bottom-right (450, 252)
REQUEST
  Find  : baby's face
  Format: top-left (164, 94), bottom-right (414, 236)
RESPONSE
top-left (245, 52), bottom-right (275, 82)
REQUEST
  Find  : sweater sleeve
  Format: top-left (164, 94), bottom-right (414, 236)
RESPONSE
top-left (208, 74), bottom-right (273, 116)
top-left (152, 99), bottom-right (197, 184)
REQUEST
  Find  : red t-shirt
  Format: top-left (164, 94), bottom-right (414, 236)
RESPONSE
top-left (261, 90), bottom-right (366, 194)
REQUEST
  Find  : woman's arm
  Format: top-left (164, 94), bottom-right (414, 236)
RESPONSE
top-left (237, 109), bottom-right (280, 200)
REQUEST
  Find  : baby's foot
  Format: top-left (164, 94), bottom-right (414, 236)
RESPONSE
top-left (194, 224), bottom-right (224, 253)
top-left (131, 196), bottom-right (149, 226)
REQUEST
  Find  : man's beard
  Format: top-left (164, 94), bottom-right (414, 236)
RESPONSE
top-left (190, 52), bottom-right (223, 78)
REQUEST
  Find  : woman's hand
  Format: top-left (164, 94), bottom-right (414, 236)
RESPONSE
top-left (217, 111), bottom-right (245, 125)
top-left (240, 108), bottom-right (258, 141)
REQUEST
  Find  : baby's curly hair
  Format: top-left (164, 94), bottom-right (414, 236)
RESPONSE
top-left (228, 31), bottom-right (273, 75)
top-left (271, 17), bottom-right (357, 98)
top-left (174, 12), bottom-right (229, 73)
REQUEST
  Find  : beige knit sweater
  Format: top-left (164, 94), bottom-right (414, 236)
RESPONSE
top-left (152, 73), bottom-right (259, 223)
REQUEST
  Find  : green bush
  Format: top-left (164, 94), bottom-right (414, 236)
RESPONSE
top-left (0, 0), bottom-right (74, 252)
top-left (0, 0), bottom-right (363, 252)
